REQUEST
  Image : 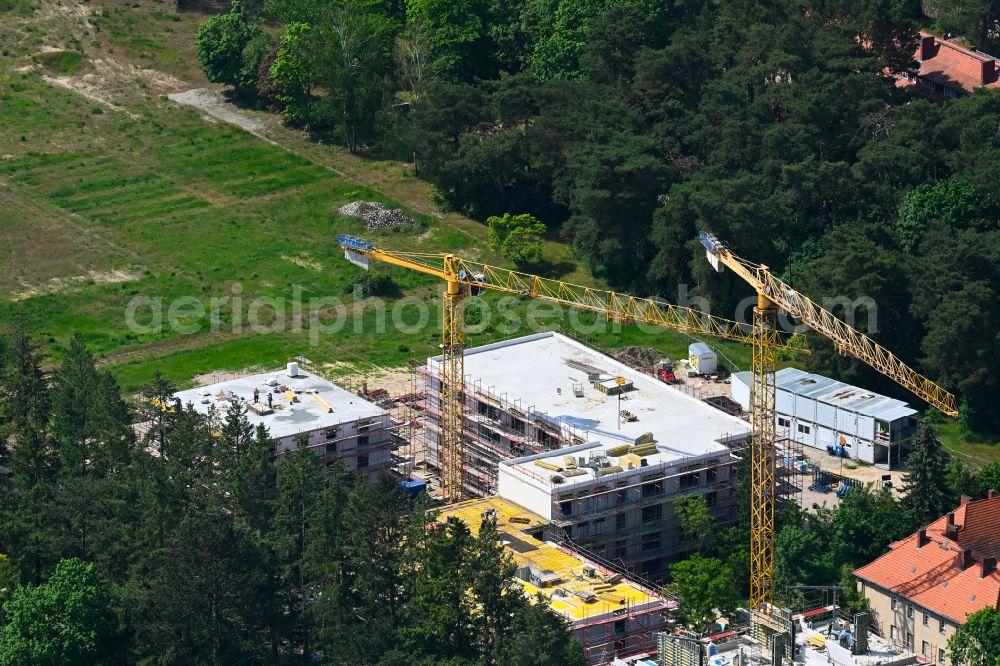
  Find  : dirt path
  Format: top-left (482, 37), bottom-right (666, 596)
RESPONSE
top-left (164, 86), bottom-right (486, 249)
top-left (168, 88), bottom-right (268, 136)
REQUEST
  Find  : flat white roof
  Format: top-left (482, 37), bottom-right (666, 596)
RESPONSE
top-left (430, 332), bottom-right (749, 461)
top-left (173, 370), bottom-right (385, 440)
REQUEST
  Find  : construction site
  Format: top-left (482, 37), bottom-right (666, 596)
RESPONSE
top-left (326, 233), bottom-right (963, 666)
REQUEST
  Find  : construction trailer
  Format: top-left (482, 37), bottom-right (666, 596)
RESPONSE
top-left (173, 366), bottom-right (402, 481)
top-left (731, 368), bottom-right (917, 469)
top-left (413, 332), bottom-right (804, 580)
top-left (439, 497), bottom-right (672, 666)
top-left (687, 343), bottom-right (718, 376)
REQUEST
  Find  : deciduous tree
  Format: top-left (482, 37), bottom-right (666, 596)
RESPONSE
top-left (0, 558), bottom-right (116, 666)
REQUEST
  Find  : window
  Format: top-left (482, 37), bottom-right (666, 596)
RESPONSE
top-left (778, 417), bottom-right (791, 428)
top-left (614, 619), bottom-right (627, 635)
top-left (907, 605), bottom-right (914, 619)
top-left (797, 423), bottom-right (811, 435)
top-left (680, 472), bottom-right (700, 489)
top-left (706, 491), bottom-right (718, 507)
top-left (922, 641), bottom-right (929, 657)
top-left (906, 632), bottom-right (913, 649)
top-left (641, 505), bottom-right (662, 524)
top-left (513, 418), bottom-right (525, 434)
top-left (560, 501), bottom-right (574, 517)
top-left (939, 648), bottom-right (947, 663)
top-left (616, 512), bottom-right (627, 530)
top-left (326, 443), bottom-right (337, 456)
top-left (921, 77), bottom-right (936, 90)
top-left (890, 625), bottom-right (897, 641)
top-left (358, 454), bottom-right (369, 469)
top-left (923, 612), bottom-right (929, 627)
top-left (642, 532), bottom-right (661, 552)
top-left (891, 598), bottom-right (898, 611)
top-left (944, 85), bottom-right (958, 99)
top-left (940, 618), bottom-right (946, 634)
top-left (358, 435), bottom-right (370, 448)
top-left (707, 467), bottom-right (718, 482)
top-left (641, 481), bottom-right (663, 499)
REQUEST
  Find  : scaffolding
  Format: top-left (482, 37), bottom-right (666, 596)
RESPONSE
top-left (415, 363), bottom-right (592, 499)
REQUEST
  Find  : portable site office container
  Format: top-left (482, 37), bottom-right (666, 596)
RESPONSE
top-left (730, 368), bottom-right (916, 470)
top-left (688, 343), bottom-right (718, 375)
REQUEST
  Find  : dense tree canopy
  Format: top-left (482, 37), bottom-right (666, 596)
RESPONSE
top-left (194, 0), bottom-right (1000, 432)
top-left (0, 324), bottom-right (584, 665)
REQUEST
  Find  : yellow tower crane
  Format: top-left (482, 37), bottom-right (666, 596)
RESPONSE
top-left (698, 231), bottom-right (958, 620)
top-left (339, 234), bottom-right (804, 503)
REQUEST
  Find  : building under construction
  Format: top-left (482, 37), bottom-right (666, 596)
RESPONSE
top-left (413, 332), bottom-right (808, 580)
top-left (174, 365), bottom-right (403, 481)
top-left (438, 496), bottom-right (672, 665)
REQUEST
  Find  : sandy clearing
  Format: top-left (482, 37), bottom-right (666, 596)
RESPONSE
top-left (43, 73), bottom-right (140, 119)
top-left (281, 253), bottom-right (323, 272)
top-left (168, 88), bottom-right (269, 136)
top-left (12, 268), bottom-right (144, 301)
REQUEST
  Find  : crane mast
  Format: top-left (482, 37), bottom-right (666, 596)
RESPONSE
top-left (339, 235), bottom-right (803, 503)
top-left (440, 260), bottom-right (465, 504)
top-left (699, 231), bottom-right (957, 631)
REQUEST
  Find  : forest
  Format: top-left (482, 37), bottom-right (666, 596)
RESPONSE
top-left (196, 0), bottom-right (1000, 433)
top-left (3, 316), bottom-right (1000, 663)
top-left (0, 320), bottom-right (585, 665)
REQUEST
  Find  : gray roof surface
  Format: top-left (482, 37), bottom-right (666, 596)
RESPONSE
top-left (173, 370), bottom-right (385, 440)
top-left (771, 367), bottom-right (917, 420)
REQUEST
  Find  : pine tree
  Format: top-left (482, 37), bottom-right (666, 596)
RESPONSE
top-left (269, 442), bottom-right (325, 656)
top-left (2, 313), bottom-right (54, 487)
top-left (220, 399), bottom-right (254, 457)
top-left (901, 422), bottom-right (953, 526)
top-left (138, 371), bottom-right (178, 458)
top-left (471, 521), bottom-right (523, 661)
top-left (0, 332), bottom-right (9, 468)
top-left (230, 423), bottom-right (276, 536)
top-left (397, 517), bottom-right (476, 662)
top-left (85, 371), bottom-right (135, 474)
top-left (50, 332), bottom-right (99, 477)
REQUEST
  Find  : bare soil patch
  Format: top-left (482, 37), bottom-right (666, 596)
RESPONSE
top-left (168, 88), bottom-right (268, 135)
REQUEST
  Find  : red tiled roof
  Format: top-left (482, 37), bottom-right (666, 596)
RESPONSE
top-left (906, 32), bottom-right (1000, 95)
top-left (960, 497), bottom-right (1000, 558)
top-left (854, 496), bottom-right (1000, 623)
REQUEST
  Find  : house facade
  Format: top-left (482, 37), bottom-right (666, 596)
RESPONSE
top-left (854, 493), bottom-right (1000, 664)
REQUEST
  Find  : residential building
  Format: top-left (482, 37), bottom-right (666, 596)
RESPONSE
top-left (897, 32), bottom-right (1000, 100)
top-left (174, 365), bottom-right (400, 481)
top-left (438, 496), bottom-right (672, 666)
top-left (417, 331), bottom-right (755, 580)
top-left (497, 438), bottom-right (741, 581)
top-left (853, 493), bottom-right (1000, 664)
top-left (731, 368), bottom-right (916, 469)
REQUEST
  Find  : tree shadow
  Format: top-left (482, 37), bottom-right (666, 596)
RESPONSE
top-left (517, 257), bottom-right (578, 280)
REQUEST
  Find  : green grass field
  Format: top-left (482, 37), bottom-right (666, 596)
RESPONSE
top-left (0, 67), bottom-right (734, 395)
top-left (0, 0), bottom-right (996, 463)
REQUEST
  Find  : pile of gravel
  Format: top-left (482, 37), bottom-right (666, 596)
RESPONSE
top-left (338, 201), bottom-right (416, 230)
